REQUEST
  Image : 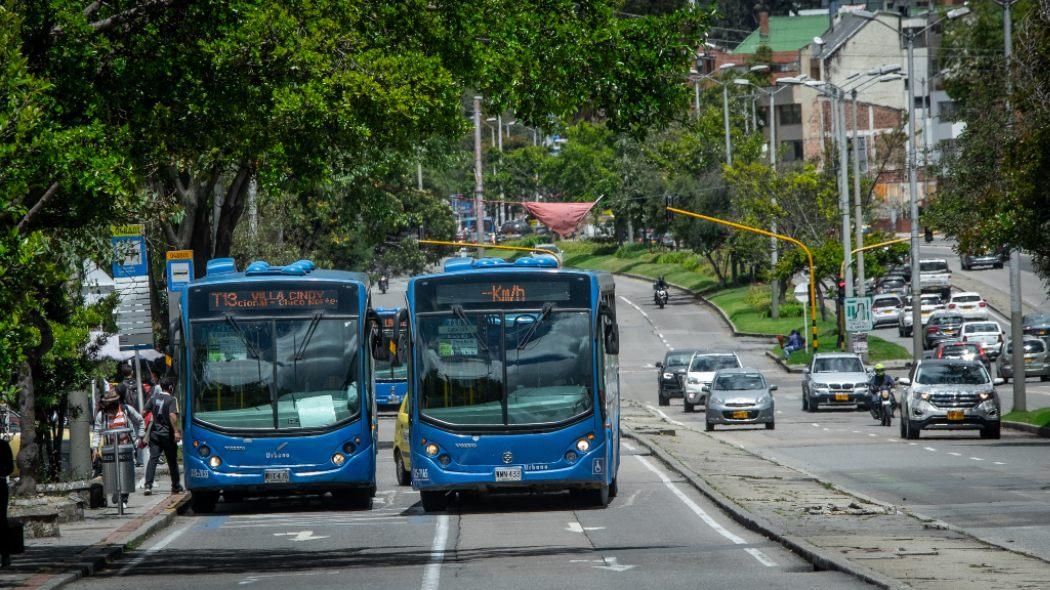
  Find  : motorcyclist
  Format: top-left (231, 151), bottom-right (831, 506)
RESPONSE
top-left (869, 363), bottom-right (895, 407)
top-left (654, 276), bottom-right (668, 291)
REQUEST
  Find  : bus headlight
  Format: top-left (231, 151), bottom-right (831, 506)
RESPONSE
top-left (332, 453), bottom-right (346, 466)
top-left (425, 443), bottom-right (440, 457)
top-left (575, 439), bottom-right (590, 452)
top-left (565, 451), bottom-right (578, 463)
top-left (437, 454), bottom-right (451, 466)
top-left (198, 445), bottom-right (211, 458)
top-left (208, 456), bottom-right (222, 468)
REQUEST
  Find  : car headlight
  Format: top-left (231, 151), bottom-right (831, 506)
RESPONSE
top-left (813, 383), bottom-right (830, 390)
top-left (978, 391), bottom-right (991, 401)
top-left (663, 372), bottom-right (674, 379)
top-left (920, 392), bottom-right (931, 401)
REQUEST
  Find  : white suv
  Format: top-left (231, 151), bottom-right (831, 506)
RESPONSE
top-left (947, 291), bottom-right (989, 320)
top-left (683, 351), bottom-right (742, 412)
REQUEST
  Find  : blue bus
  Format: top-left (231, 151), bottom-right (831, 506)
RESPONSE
top-left (178, 258), bottom-right (384, 513)
top-left (401, 254), bottom-right (622, 511)
top-left (374, 307), bottom-right (408, 407)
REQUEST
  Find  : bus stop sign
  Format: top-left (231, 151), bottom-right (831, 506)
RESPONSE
top-left (845, 296), bottom-right (873, 332)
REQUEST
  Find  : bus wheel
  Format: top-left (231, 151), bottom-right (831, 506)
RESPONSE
top-left (421, 491), bottom-right (449, 512)
top-left (190, 491), bottom-right (218, 514)
top-left (336, 489), bottom-right (372, 510)
top-left (608, 478), bottom-right (618, 498)
top-left (395, 451), bottom-right (411, 486)
top-left (588, 485), bottom-right (610, 508)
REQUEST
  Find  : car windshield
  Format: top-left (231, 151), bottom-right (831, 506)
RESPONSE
top-left (813, 357), bottom-right (864, 373)
top-left (953, 295), bottom-right (981, 303)
top-left (665, 352), bottom-right (693, 367)
top-left (873, 298), bottom-right (899, 308)
top-left (915, 363), bottom-right (989, 385)
top-left (921, 296), bottom-right (941, 306)
top-left (934, 315), bottom-right (964, 326)
top-left (920, 260), bottom-right (949, 273)
top-left (964, 323), bottom-right (998, 334)
top-left (1006, 340), bottom-right (1046, 354)
top-left (1024, 314), bottom-right (1050, 325)
top-left (417, 310), bottom-right (592, 427)
top-left (191, 318), bottom-right (360, 431)
top-left (943, 344), bottom-right (980, 356)
top-left (690, 354), bottom-right (740, 372)
top-left (714, 373), bottom-right (765, 390)
top-left (883, 279), bottom-right (903, 287)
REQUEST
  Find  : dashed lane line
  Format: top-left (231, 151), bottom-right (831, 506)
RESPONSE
top-left (634, 454), bottom-right (777, 568)
top-left (646, 404), bottom-right (685, 427)
top-left (420, 514), bottom-right (450, 590)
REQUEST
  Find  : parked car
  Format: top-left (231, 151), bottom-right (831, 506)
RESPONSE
top-left (498, 219), bottom-right (532, 240)
top-left (683, 351), bottom-right (743, 412)
top-left (703, 369), bottom-right (776, 431)
top-left (533, 243), bottom-right (563, 265)
top-left (898, 359), bottom-right (1002, 439)
top-left (1022, 312), bottom-right (1050, 342)
top-left (656, 348), bottom-right (699, 406)
top-left (960, 250), bottom-right (1005, 270)
top-left (931, 342), bottom-right (992, 371)
top-left (997, 337), bottom-right (1050, 383)
top-left (801, 353), bottom-right (870, 412)
top-left (871, 294), bottom-right (903, 327)
top-left (918, 258), bottom-right (952, 298)
top-left (924, 312), bottom-right (966, 350)
top-left (946, 291), bottom-right (989, 321)
top-left (898, 294), bottom-right (946, 337)
top-left (961, 321), bottom-right (1004, 359)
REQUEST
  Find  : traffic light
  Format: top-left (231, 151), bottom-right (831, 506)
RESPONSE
top-left (837, 279), bottom-right (846, 302)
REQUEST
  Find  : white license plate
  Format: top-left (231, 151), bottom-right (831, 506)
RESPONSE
top-left (494, 466), bottom-right (522, 482)
top-left (264, 469), bottom-right (290, 484)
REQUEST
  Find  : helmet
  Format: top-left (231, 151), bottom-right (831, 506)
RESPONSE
top-left (874, 363), bottom-right (885, 374)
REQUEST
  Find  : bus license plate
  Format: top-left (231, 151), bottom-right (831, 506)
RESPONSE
top-left (494, 467), bottom-right (522, 482)
top-left (264, 469), bottom-right (290, 484)
top-left (947, 410), bottom-right (965, 421)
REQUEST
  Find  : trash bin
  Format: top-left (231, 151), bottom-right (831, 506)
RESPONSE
top-left (101, 429), bottom-right (135, 500)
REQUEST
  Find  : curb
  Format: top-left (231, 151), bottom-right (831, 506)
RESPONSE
top-left (623, 427), bottom-right (901, 590)
top-left (616, 272), bottom-right (776, 340)
top-left (27, 493), bottom-right (190, 590)
top-left (764, 350), bottom-right (806, 373)
top-left (1002, 420), bottom-right (1050, 438)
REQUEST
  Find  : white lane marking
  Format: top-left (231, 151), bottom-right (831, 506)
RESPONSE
top-left (623, 441), bottom-right (638, 452)
top-left (924, 447), bottom-right (937, 452)
top-left (634, 454), bottom-right (776, 567)
top-left (646, 404), bottom-right (685, 427)
top-left (117, 524), bottom-right (190, 576)
top-left (822, 428), bottom-right (830, 432)
top-left (421, 514), bottom-right (450, 590)
top-left (566, 522), bottom-right (605, 533)
top-left (867, 433), bottom-right (878, 438)
top-left (851, 430), bottom-right (861, 434)
top-left (970, 457), bottom-right (984, 461)
top-left (776, 410), bottom-right (783, 415)
top-left (274, 530), bottom-right (329, 542)
top-left (619, 295), bottom-right (650, 319)
top-left (994, 461), bottom-right (1006, 465)
top-left (811, 423), bottom-right (820, 428)
top-left (908, 442), bottom-right (918, 446)
top-left (948, 452), bottom-right (961, 456)
top-left (594, 556), bottom-right (636, 572)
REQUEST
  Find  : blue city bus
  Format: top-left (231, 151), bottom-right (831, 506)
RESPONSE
top-left (178, 258), bottom-right (384, 513)
top-left (401, 255), bottom-right (622, 511)
top-left (374, 307), bottom-right (408, 407)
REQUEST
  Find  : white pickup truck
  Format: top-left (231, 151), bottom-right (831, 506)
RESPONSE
top-left (919, 258), bottom-right (952, 297)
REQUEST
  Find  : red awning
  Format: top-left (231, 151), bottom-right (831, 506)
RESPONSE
top-left (521, 201), bottom-right (598, 238)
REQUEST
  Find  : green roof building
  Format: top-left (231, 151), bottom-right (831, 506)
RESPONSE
top-left (732, 14), bottom-right (829, 55)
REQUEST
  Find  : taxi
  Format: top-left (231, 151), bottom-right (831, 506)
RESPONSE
top-left (393, 394), bottom-right (411, 486)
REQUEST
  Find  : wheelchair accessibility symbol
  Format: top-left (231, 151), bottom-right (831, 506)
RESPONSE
top-left (592, 458), bottom-right (605, 475)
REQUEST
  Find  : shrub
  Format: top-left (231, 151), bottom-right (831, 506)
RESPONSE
top-left (744, 285), bottom-right (772, 315)
top-left (656, 251), bottom-right (690, 264)
top-left (614, 243), bottom-right (648, 258)
top-left (778, 301), bottom-right (804, 318)
top-left (682, 256), bottom-right (703, 271)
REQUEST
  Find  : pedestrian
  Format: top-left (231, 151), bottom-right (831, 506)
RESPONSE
top-left (143, 377), bottom-right (183, 496)
top-left (783, 329), bottom-right (805, 359)
top-left (94, 390), bottom-right (145, 510)
top-left (1, 436), bottom-right (13, 567)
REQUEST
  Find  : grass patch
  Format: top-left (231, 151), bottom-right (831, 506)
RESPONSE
top-left (558, 241), bottom-right (720, 293)
top-left (1002, 407), bottom-right (1050, 428)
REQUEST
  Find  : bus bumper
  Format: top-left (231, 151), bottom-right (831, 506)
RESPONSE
top-left (184, 445), bottom-right (376, 493)
top-left (410, 442), bottom-right (611, 492)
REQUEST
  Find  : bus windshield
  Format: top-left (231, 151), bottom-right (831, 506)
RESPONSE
top-left (418, 310), bottom-right (593, 428)
top-left (190, 317), bottom-right (360, 431)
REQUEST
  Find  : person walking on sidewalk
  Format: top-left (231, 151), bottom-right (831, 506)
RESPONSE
top-left (94, 390), bottom-right (145, 510)
top-left (1, 437), bottom-right (12, 567)
top-left (143, 378), bottom-right (183, 496)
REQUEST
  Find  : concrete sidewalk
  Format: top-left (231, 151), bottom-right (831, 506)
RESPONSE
top-left (2, 473), bottom-right (188, 590)
top-left (623, 402), bottom-right (1050, 589)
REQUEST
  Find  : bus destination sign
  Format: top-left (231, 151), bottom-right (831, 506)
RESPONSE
top-left (435, 281), bottom-right (571, 305)
top-left (209, 289), bottom-right (339, 311)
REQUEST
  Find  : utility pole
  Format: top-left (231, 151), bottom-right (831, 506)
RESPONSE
top-left (851, 90), bottom-right (866, 296)
top-left (473, 96), bottom-right (485, 251)
top-left (769, 90), bottom-right (779, 319)
top-left (416, 161), bottom-right (424, 191)
top-left (496, 114), bottom-right (505, 227)
top-left (1002, 0), bottom-right (1025, 411)
top-left (723, 85), bottom-right (733, 166)
top-left (906, 32), bottom-right (924, 359)
top-left (836, 93), bottom-right (853, 302)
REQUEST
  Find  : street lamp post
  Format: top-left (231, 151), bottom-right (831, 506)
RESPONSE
top-left (852, 6), bottom-right (970, 362)
top-left (695, 63), bottom-right (736, 166)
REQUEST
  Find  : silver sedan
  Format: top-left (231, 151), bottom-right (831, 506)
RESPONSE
top-left (704, 368), bottom-right (776, 431)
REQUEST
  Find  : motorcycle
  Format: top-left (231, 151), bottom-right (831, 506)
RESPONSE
top-left (869, 384), bottom-right (896, 427)
top-left (654, 287), bottom-right (669, 309)
top-left (378, 276), bottom-right (389, 294)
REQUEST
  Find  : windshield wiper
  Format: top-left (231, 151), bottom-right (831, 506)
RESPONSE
top-left (452, 304), bottom-right (489, 352)
top-left (516, 303), bottom-right (554, 351)
top-left (293, 312), bottom-right (323, 361)
top-left (225, 315), bottom-right (261, 359)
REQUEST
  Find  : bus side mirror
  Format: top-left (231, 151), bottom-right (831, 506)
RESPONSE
top-left (393, 309), bottom-right (410, 367)
top-left (367, 310), bottom-right (390, 361)
top-left (600, 302), bottom-right (619, 355)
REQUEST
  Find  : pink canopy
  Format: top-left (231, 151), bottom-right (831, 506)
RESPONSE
top-left (521, 201), bottom-right (598, 238)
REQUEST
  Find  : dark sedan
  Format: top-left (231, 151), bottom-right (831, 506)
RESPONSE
top-left (960, 251), bottom-right (1005, 270)
top-left (657, 348), bottom-right (699, 406)
top-left (924, 313), bottom-right (965, 350)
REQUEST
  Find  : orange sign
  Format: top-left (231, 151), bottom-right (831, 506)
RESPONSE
top-left (166, 250), bottom-right (193, 260)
